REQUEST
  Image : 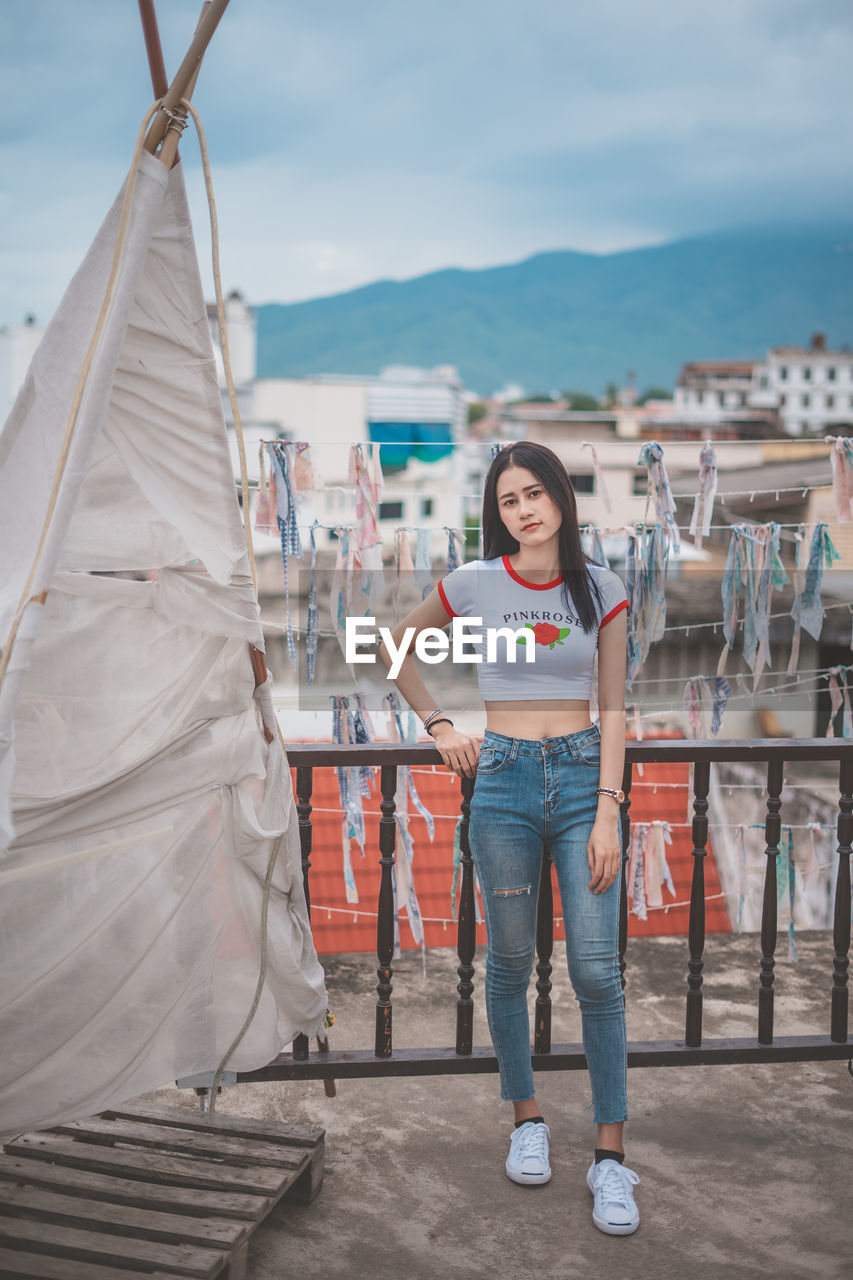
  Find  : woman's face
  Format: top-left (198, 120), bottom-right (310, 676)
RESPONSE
top-left (495, 465), bottom-right (563, 549)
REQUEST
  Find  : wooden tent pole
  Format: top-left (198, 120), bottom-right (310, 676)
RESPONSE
top-left (137, 0), bottom-right (168, 98)
top-left (143, 0), bottom-right (230, 156)
top-left (134, 1), bottom-right (271, 711)
top-left (157, 4), bottom-right (211, 169)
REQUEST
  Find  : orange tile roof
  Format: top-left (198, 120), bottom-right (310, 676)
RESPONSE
top-left (293, 730), bottom-right (730, 958)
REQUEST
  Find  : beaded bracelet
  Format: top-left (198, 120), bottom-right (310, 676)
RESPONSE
top-left (426, 718), bottom-right (454, 737)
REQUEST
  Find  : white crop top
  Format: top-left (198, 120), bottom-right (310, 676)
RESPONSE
top-left (437, 555), bottom-right (629, 702)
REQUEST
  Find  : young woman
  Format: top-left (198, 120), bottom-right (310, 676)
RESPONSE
top-left (379, 440), bottom-right (640, 1235)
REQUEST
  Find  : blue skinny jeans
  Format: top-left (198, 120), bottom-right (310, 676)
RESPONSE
top-left (467, 724), bottom-right (628, 1124)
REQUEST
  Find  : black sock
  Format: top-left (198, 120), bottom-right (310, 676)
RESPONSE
top-left (594, 1147), bottom-right (624, 1164)
top-left (515, 1115), bottom-right (545, 1128)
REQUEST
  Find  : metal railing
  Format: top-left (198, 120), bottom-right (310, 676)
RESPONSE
top-left (235, 739), bottom-right (852, 1086)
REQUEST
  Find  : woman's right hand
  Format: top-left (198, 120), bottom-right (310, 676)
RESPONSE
top-left (429, 724), bottom-right (480, 778)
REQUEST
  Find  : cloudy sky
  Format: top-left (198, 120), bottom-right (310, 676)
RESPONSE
top-left (1, 0), bottom-right (851, 323)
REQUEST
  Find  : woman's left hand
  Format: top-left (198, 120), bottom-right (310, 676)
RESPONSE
top-left (587, 815), bottom-right (622, 894)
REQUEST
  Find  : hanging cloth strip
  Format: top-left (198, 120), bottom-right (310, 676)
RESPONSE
top-left (682, 678), bottom-right (703, 739)
top-left (626, 823), bottom-right (648, 920)
top-left (385, 692), bottom-right (432, 963)
top-left (329, 525), bottom-right (351, 662)
top-left (590, 525), bottom-right (610, 568)
top-left (709, 676), bottom-right (732, 734)
top-left (735, 823), bottom-right (749, 929)
top-left (642, 821), bottom-right (676, 910)
top-left (825, 434), bottom-right (853, 522)
top-left (254, 443), bottom-right (277, 531)
top-left (779, 826), bottom-right (797, 962)
top-left (825, 665), bottom-right (853, 738)
top-left (786, 521), bottom-right (841, 675)
top-left (331, 694), bottom-right (362, 904)
top-left (349, 442), bottom-right (384, 547)
top-left (580, 441), bottom-right (613, 514)
top-left (625, 523), bottom-right (669, 688)
top-left (306, 520), bottom-right (319, 685)
top-left (445, 526), bottom-right (465, 572)
top-left (385, 692), bottom-right (436, 837)
top-left (291, 441), bottom-right (317, 495)
top-left (267, 441), bottom-right (303, 667)
top-left (717, 522), bottom-right (789, 690)
top-left (356, 538), bottom-right (384, 617)
top-left (637, 441), bottom-right (681, 554)
top-left (688, 441), bottom-right (717, 549)
top-left (682, 676), bottom-right (733, 737)
top-left (415, 527), bottom-right (434, 600)
top-left (392, 526), bottom-right (415, 613)
top-left (347, 692), bottom-right (376, 799)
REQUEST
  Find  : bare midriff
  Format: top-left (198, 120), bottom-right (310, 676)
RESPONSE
top-left (484, 698), bottom-right (594, 740)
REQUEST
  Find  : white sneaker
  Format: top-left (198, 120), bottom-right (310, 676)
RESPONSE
top-left (505, 1120), bottom-right (551, 1185)
top-left (586, 1158), bottom-right (640, 1234)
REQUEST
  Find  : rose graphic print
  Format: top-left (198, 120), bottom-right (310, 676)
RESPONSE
top-left (518, 621), bottom-right (572, 649)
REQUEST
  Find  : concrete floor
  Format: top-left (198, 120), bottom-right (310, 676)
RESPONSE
top-left (145, 932), bottom-right (852, 1280)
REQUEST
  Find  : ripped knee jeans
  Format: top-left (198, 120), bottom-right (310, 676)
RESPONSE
top-left (467, 726), bottom-right (628, 1124)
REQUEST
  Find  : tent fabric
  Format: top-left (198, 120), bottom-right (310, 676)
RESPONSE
top-left (0, 152), bottom-right (327, 1135)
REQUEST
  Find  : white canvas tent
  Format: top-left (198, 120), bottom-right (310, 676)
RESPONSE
top-left (0, 8), bottom-right (327, 1135)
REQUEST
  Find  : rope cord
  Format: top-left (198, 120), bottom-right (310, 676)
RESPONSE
top-left (180, 99), bottom-right (299, 1107)
top-left (184, 100), bottom-right (257, 595)
top-left (0, 100), bottom-right (161, 693)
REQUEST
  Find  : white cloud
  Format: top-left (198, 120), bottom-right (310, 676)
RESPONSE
top-left (1, 0), bottom-right (851, 319)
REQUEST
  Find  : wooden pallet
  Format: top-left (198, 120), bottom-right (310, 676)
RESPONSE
top-left (0, 1102), bottom-right (325, 1279)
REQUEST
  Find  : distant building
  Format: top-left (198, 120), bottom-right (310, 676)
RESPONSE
top-left (251, 364), bottom-right (467, 547)
top-left (674, 334), bottom-right (853, 436)
top-left (674, 360), bottom-right (758, 419)
top-left (752, 333), bottom-right (853, 436)
top-left (206, 290), bottom-right (256, 389)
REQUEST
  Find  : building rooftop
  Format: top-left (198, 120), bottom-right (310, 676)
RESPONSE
top-left (680, 361), bottom-right (757, 375)
top-left (142, 931), bottom-right (851, 1280)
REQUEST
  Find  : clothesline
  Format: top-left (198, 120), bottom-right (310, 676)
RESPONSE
top-left (276, 681), bottom-right (844, 723)
top-left (302, 804), bottom-right (841, 833)
top-left (625, 662), bottom-right (852, 687)
top-left (256, 436), bottom-right (839, 449)
top-left (399, 767), bottom-right (842, 796)
top-left (309, 860), bottom-right (835, 930)
top-left (264, 601), bottom-right (853, 645)
top-left (251, 479), bottom-right (835, 500)
top-left (257, 516), bottom-right (842, 535)
top-left (660, 600), bottom-right (853, 636)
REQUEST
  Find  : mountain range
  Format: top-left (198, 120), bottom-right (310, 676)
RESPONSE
top-left (256, 223), bottom-right (853, 398)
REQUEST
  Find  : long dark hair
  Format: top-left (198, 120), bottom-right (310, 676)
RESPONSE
top-left (482, 441), bottom-right (605, 634)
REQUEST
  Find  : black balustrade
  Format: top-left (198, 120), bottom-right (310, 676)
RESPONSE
top-left (375, 765), bottom-right (397, 1058)
top-left (237, 739), bottom-right (851, 1090)
top-left (618, 766), bottom-right (633, 992)
top-left (758, 759), bottom-right (784, 1044)
top-left (292, 764), bottom-right (314, 1063)
top-left (831, 753), bottom-right (853, 1043)
top-left (685, 760), bottom-right (711, 1047)
top-left (455, 776), bottom-right (476, 1055)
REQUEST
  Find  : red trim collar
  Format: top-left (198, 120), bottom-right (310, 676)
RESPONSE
top-left (502, 554), bottom-right (563, 591)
